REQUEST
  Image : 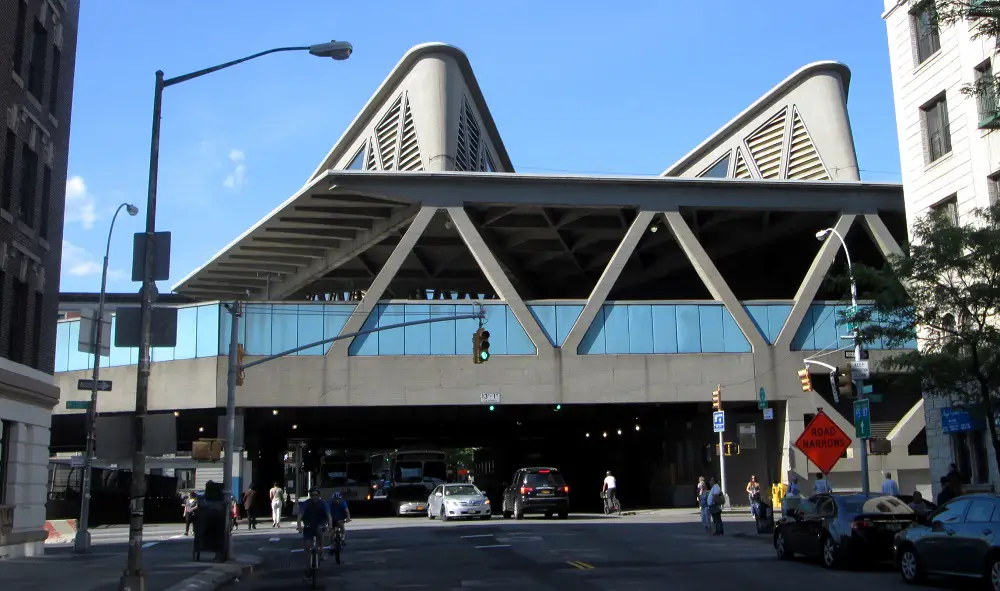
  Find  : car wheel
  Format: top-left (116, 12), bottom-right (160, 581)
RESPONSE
top-left (898, 545), bottom-right (922, 584)
top-left (774, 529), bottom-right (792, 560)
top-left (514, 499), bottom-right (524, 520)
top-left (821, 536), bottom-right (839, 569)
top-left (440, 506), bottom-right (449, 522)
top-left (987, 555), bottom-right (1000, 591)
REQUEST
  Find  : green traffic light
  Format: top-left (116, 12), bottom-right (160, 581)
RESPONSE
top-left (479, 350), bottom-right (490, 361)
top-left (489, 405), bottom-right (495, 411)
top-left (555, 404), bottom-right (561, 411)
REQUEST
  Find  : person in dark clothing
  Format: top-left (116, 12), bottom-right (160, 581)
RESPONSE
top-left (243, 487), bottom-right (257, 530)
top-left (937, 475), bottom-right (962, 506)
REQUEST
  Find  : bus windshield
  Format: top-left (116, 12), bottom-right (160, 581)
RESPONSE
top-left (320, 462), bottom-right (370, 488)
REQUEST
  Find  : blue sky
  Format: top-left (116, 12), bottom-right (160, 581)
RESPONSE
top-left (59, 0), bottom-right (900, 294)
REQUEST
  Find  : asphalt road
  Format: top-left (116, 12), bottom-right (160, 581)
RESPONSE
top-left (238, 512), bottom-right (929, 591)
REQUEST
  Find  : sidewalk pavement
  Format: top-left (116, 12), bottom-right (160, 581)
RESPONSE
top-left (0, 533), bottom-right (262, 591)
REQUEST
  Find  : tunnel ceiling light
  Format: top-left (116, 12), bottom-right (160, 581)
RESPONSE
top-left (173, 411), bottom-right (179, 417)
top-left (585, 432), bottom-right (590, 438)
top-left (649, 224), bottom-right (658, 233)
top-left (617, 429), bottom-right (622, 435)
top-left (292, 424), bottom-right (298, 430)
top-left (555, 404), bottom-right (561, 411)
top-left (602, 431), bottom-right (608, 438)
top-left (635, 424), bottom-right (640, 431)
top-left (198, 427), bottom-right (204, 433)
top-left (272, 409), bottom-right (279, 415)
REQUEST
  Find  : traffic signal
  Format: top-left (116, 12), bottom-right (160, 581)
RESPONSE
top-left (797, 368), bottom-right (812, 392)
top-left (836, 364), bottom-right (854, 399)
top-left (479, 329), bottom-right (491, 362)
top-left (711, 387), bottom-right (722, 411)
top-left (235, 344), bottom-right (246, 386)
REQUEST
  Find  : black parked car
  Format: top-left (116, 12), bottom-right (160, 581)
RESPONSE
top-left (501, 467), bottom-right (569, 520)
top-left (894, 493), bottom-right (1000, 589)
top-left (774, 493), bottom-right (920, 569)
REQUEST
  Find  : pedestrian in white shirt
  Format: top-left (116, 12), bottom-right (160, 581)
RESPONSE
top-left (882, 472), bottom-right (900, 496)
top-left (602, 471), bottom-right (618, 514)
top-left (814, 473), bottom-right (831, 494)
top-left (708, 477), bottom-right (724, 535)
top-left (269, 482), bottom-right (285, 527)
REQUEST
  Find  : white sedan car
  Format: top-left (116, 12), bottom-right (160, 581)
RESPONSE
top-left (427, 483), bottom-right (492, 521)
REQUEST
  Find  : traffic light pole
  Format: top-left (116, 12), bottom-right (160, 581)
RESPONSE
top-left (718, 429), bottom-right (729, 509)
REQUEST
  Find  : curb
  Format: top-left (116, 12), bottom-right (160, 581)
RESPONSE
top-left (732, 531), bottom-right (773, 543)
top-left (163, 554), bottom-right (263, 591)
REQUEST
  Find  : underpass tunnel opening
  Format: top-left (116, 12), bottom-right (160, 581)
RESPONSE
top-left (243, 402), bottom-right (787, 513)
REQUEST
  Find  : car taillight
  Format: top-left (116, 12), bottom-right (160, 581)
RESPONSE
top-left (520, 486), bottom-right (533, 495)
top-left (562, 486), bottom-right (570, 493)
top-left (538, 470), bottom-right (551, 474)
top-left (852, 518), bottom-right (874, 530)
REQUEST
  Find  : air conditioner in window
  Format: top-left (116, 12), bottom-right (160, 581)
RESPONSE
top-left (17, 257), bottom-right (28, 283)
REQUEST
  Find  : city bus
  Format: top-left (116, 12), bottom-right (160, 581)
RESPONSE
top-left (372, 449), bottom-right (448, 497)
top-left (317, 452), bottom-right (373, 503)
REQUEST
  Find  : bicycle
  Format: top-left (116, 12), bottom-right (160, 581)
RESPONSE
top-left (305, 527), bottom-right (326, 589)
top-left (601, 491), bottom-right (621, 515)
top-left (330, 520), bottom-right (345, 565)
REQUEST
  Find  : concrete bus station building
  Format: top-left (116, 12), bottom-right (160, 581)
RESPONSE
top-left (49, 44), bottom-right (929, 509)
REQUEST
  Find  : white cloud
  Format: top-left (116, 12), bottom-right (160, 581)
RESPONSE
top-left (65, 176), bottom-right (98, 229)
top-left (61, 240), bottom-right (102, 277)
top-left (223, 149), bottom-right (247, 191)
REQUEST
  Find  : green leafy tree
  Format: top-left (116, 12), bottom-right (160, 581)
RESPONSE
top-left (933, 2), bottom-right (1000, 100)
top-left (845, 203), bottom-right (1000, 473)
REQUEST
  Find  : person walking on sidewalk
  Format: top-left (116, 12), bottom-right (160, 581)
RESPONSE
top-left (881, 472), bottom-right (900, 496)
top-left (746, 475), bottom-right (761, 518)
top-left (270, 482), bottom-right (285, 527)
top-left (709, 477), bottom-right (724, 536)
top-left (697, 477), bottom-right (711, 533)
top-left (814, 473), bottom-right (831, 494)
top-left (182, 491), bottom-right (199, 536)
top-left (243, 486), bottom-right (258, 529)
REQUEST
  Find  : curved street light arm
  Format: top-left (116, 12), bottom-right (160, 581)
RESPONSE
top-left (821, 227), bottom-right (858, 309)
top-left (163, 46), bottom-right (311, 88)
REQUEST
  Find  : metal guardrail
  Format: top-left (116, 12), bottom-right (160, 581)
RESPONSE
top-left (0, 505), bottom-right (14, 535)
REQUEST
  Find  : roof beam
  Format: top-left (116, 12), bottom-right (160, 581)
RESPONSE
top-left (277, 217), bottom-right (375, 230)
top-left (263, 227), bottom-right (357, 239)
top-left (292, 206), bottom-right (393, 218)
top-left (217, 262), bottom-right (301, 274)
top-left (267, 204), bottom-right (423, 301)
top-left (239, 246), bottom-right (326, 258)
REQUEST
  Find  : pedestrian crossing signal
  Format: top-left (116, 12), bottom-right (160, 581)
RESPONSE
top-left (797, 368), bottom-right (812, 392)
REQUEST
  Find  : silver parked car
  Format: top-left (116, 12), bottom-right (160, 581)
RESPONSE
top-left (427, 483), bottom-right (492, 521)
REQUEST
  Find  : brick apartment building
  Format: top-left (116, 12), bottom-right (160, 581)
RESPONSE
top-left (0, 0), bottom-right (80, 557)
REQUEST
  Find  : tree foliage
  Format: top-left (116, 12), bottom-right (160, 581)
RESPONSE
top-left (933, 2), bottom-right (1000, 99)
top-left (847, 203), bottom-right (1000, 472)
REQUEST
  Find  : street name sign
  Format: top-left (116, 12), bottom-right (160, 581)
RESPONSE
top-left (763, 408), bottom-right (774, 421)
top-left (65, 400), bottom-right (90, 410)
top-left (853, 398), bottom-right (872, 439)
top-left (793, 412), bottom-right (852, 474)
top-left (713, 411), bottom-right (725, 433)
top-left (77, 379), bottom-right (112, 392)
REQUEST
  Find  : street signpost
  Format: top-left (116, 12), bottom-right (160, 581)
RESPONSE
top-left (793, 412), bottom-right (852, 474)
top-left (850, 360), bottom-right (870, 380)
top-left (77, 379), bottom-right (112, 392)
top-left (763, 408), bottom-right (774, 420)
top-left (713, 411), bottom-right (725, 433)
top-left (757, 387), bottom-right (767, 410)
top-left (853, 399), bottom-right (872, 439)
top-left (66, 400), bottom-right (90, 410)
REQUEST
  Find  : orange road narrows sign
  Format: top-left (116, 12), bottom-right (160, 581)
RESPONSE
top-left (793, 412), bottom-right (853, 474)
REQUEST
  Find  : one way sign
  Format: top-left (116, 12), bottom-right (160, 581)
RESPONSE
top-left (713, 411), bottom-right (725, 433)
top-left (77, 379), bottom-right (112, 392)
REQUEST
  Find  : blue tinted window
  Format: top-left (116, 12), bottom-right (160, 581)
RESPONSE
top-left (700, 153), bottom-right (730, 178)
top-left (347, 144), bottom-right (366, 170)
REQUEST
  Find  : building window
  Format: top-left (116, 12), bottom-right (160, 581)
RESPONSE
top-left (18, 143), bottom-right (37, 227)
top-left (8, 279), bottom-right (29, 364)
top-left (175, 468), bottom-right (196, 490)
top-left (953, 430), bottom-right (989, 485)
top-left (13, 1), bottom-right (27, 77)
top-left (1, 132), bottom-right (15, 212)
top-left (913, 2), bottom-right (941, 64)
top-left (0, 420), bottom-right (9, 504)
top-left (975, 61), bottom-right (1000, 129)
top-left (49, 47), bottom-right (61, 116)
top-left (28, 18), bottom-right (48, 101)
top-left (31, 292), bottom-right (42, 369)
top-left (931, 194), bottom-right (959, 224)
top-left (923, 95), bottom-right (952, 162)
top-left (40, 166), bottom-right (51, 238)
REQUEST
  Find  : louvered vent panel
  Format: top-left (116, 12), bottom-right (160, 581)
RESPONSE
top-left (365, 139), bottom-right (378, 170)
top-left (375, 96), bottom-right (402, 170)
top-left (733, 148), bottom-right (752, 179)
top-left (786, 109), bottom-right (830, 180)
top-left (456, 103), bottom-right (468, 171)
top-left (465, 102), bottom-right (481, 171)
top-left (745, 108), bottom-right (786, 179)
top-left (398, 96), bottom-right (423, 171)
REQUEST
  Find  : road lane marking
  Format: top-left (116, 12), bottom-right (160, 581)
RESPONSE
top-left (269, 537), bottom-right (280, 542)
top-left (567, 560), bottom-right (595, 570)
top-left (475, 544), bottom-right (511, 549)
top-left (461, 534), bottom-right (494, 539)
top-left (141, 542), bottom-right (159, 549)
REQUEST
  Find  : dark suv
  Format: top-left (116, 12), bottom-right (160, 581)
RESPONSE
top-left (501, 467), bottom-right (570, 520)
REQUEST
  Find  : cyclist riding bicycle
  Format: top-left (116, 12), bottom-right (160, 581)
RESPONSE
top-left (297, 488), bottom-right (331, 580)
top-left (602, 471), bottom-right (618, 513)
top-left (326, 491), bottom-right (352, 551)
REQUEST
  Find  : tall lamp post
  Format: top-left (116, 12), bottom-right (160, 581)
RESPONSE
top-left (121, 40), bottom-right (353, 591)
top-left (73, 203), bottom-right (139, 554)
top-left (816, 227), bottom-right (870, 495)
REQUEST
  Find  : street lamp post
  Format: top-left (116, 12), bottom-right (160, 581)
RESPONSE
top-left (120, 40), bottom-right (352, 591)
top-left (73, 203), bottom-right (139, 554)
top-left (816, 227), bottom-right (870, 495)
